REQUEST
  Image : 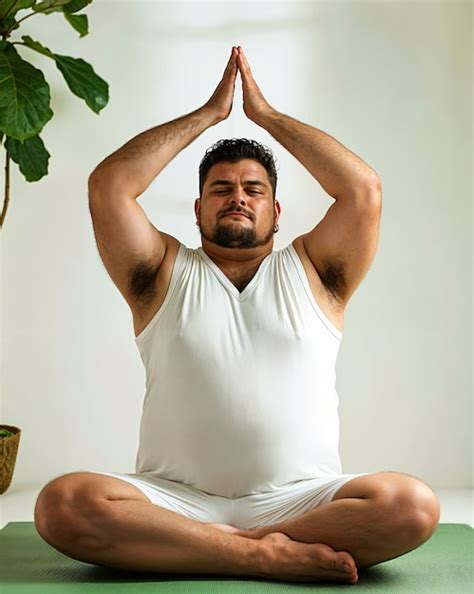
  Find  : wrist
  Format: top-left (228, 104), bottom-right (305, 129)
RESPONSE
top-left (251, 106), bottom-right (279, 127)
top-left (199, 104), bottom-right (225, 127)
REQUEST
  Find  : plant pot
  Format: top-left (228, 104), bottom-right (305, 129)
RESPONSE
top-left (0, 425), bottom-right (21, 494)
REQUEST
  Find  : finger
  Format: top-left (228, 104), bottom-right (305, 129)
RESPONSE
top-left (228, 55), bottom-right (237, 80)
top-left (222, 49), bottom-right (237, 81)
top-left (227, 47), bottom-right (237, 72)
top-left (237, 46), bottom-right (248, 64)
top-left (231, 46), bottom-right (239, 62)
top-left (236, 48), bottom-right (252, 77)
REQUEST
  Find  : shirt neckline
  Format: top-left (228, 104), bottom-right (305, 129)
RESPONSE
top-left (197, 247), bottom-right (274, 300)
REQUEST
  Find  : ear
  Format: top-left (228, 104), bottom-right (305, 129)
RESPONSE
top-left (194, 197), bottom-right (201, 220)
top-left (274, 199), bottom-right (281, 222)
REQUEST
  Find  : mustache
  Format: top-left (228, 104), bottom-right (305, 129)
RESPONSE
top-left (222, 209), bottom-right (251, 218)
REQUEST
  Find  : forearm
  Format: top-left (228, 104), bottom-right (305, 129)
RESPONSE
top-left (90, 106), bottom-right (218, 198)
top-left (256, 109), bottom-right (380, 199)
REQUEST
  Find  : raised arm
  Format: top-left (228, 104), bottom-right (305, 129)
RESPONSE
top-left (235, 46), bottom-right (379, 197)
top-left (234, 46), bottom-right (382, 308)
top-left (87, 47), bottom-right (240, 313)
top-left (89, 46), bottom-right (240, 196)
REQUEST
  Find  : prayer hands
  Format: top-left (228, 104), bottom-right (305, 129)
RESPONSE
top-left (236, 46), bottom-right (274, 122)
top-left (204, 46), bottom-right (274, 124)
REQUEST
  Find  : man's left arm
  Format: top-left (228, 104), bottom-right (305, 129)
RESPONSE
top-left (236, 46), bottom-right (382, 307)
top-left (235, 46), bottom-right (381, 200)
top-left (257, 109), bottom-right (384, 308)
top-left (257, 110), bottom-right (383, 307)
top-left (255, 109), bottom-right (382, 201)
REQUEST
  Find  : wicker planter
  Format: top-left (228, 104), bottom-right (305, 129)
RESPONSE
top-left (0, 425), bottom-right (21, 494)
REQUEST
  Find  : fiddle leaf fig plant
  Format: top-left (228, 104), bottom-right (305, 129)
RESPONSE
top-left (0, 0), bottom-right (109, 229)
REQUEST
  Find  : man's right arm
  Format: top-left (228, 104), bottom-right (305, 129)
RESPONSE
top-left (86, 106), bottom-right (219, 311)
top-left (89, 46), bottom-right (239, 198)
top-left (88, 106), bottom-right (220, 199)
top-left (86, 49), bottom-right (238, 311)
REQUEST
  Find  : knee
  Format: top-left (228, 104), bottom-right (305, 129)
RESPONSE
top-left (382, 481), bottom-right (441, 543)
top-left (35, 483), bottom-right (72, 546)
top-left (34, 476), bottom-right (97, 547)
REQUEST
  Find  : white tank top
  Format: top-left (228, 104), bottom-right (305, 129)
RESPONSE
top-left (134, 242), bottom-right (343, 498)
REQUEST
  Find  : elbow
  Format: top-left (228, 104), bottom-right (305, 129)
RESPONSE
top-left (88, 165), bottom-right (109, 188)
top-left (364, 172), bottom-right (382, 208)
top-left (368, 171), bottom-right (382, 195)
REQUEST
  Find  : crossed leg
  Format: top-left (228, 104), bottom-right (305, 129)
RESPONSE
top-left (217, 471), bottom-right (441, 571)
top-left (35, 471), bottom-right (360, 582)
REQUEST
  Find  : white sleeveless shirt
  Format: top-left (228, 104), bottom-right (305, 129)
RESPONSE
top-left (134, 242), bottom-right (343, 498)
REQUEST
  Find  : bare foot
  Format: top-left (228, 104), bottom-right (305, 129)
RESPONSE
top-left (259, 532), bottom-right (358, 584)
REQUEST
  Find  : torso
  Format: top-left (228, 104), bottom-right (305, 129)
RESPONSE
top-left (131, 236), bottom-right (345, 338)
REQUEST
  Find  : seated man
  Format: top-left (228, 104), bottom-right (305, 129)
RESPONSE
top-left (34, 46), bottom-right (440, 584)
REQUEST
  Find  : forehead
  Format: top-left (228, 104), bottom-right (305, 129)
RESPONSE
top-left (206, 159), bottom-right (269, 184)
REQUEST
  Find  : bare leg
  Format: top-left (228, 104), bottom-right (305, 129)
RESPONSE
top-left (37, 495), bottom-right (265, 576)
top-left (229, 473), bottom-right (440, 570)
top-left (36, 492), bottom-right (357, 582)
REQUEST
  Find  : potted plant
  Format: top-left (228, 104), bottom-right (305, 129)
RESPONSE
top-left (0, 0), bottom-right (109, 493)
top-left (0, 426), bottom-right (21, 494)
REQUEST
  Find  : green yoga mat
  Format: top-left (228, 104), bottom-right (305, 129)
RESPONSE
top-left (0, 522), bottom-right (472, 593)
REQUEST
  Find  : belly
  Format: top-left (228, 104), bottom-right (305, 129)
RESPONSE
top-left (135, 381), bottom-right (342, 498)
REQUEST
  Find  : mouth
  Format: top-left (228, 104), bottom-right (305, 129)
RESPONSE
top-left (224, 212), bottom-right (249, 219)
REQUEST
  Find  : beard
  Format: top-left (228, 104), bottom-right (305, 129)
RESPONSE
top-left (198, 217), bottom-right (275, 249)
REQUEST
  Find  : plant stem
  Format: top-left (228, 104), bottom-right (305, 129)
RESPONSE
top-left (1, 148), bottom-right (10, 229)
top-left (3, 3), bottom-right (63, 38)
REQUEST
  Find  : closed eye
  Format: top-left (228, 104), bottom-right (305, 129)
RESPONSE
top-left (215, 190), bottom-right (261, 195)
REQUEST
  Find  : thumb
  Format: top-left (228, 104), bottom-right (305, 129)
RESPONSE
top-left (224, 47), bottom-right (238, 80)
top-left (236, 47), bottom-right (253, 81)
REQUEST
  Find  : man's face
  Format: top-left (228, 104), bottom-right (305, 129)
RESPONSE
top-left (195, 159), bottom-right (280, 250)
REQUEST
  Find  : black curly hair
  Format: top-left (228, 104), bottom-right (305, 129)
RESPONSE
top-left (199, 138), bottom-right (278, 200)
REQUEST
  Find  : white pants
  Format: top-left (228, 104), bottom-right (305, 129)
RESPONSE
top-left (92, 471), bottom-right (371, 530)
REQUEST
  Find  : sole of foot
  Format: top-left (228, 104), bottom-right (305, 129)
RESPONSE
top-left (260, 532), bottom-right (358, 584)
top-left (206, 524), bottom-right (358, 584)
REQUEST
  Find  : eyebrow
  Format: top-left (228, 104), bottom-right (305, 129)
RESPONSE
top-left (209, 179), bottom-right (267, 189)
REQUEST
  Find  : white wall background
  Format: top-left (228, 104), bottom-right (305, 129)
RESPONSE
top-left (0, 1), bottom-right (471, 503)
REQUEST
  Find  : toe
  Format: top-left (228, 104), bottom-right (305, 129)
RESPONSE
top-left (327, 551), bottom-right (356, 576)
top-left (339, 551), bottom-right (356, 572)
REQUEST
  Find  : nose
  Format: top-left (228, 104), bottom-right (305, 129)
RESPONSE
top-left (223, 190), bottom-right (244, 209)
top-left (229, 188), bottom-right (247, 203)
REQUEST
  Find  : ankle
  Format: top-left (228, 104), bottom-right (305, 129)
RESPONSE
top-left (252, 532), bottom-right (291, 578)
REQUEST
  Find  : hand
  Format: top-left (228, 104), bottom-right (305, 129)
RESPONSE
top-left (236, 46), bottom-right (274, 123)
top-left (203, 47), bottom-right (238, 123)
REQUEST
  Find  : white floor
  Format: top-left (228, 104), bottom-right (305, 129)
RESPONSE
top-left (1, 481), bottom-right (472, 530)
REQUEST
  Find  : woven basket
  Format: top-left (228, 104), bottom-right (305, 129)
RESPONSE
top-left (0, 425), bottom-right (21, 494)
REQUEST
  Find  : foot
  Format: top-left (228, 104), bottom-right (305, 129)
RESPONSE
top-left (259, 532), bottom-right (358, 584)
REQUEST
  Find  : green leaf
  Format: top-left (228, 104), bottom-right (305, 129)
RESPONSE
top-left (19, 35), bottom-right (53, 57)
top-left (0, 0), bottom-right (36, 21)
top-left (0, 43), bottom-right (53, 141)
top-left (63, 11), bottom-right (88, 37)
top-left (32, 0), bottom-right (71, 15)
top-left (54, 54), bottom-right (107, 112)
top-left (62, 0), bottom-right (92, 14)
top-left (4, 134), bottom-right (50, 181)
top-left (21, 36), bottom-right (108, 114)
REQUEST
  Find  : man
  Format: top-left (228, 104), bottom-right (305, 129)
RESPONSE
top-left (34, 46), bottom-right (440, 584)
